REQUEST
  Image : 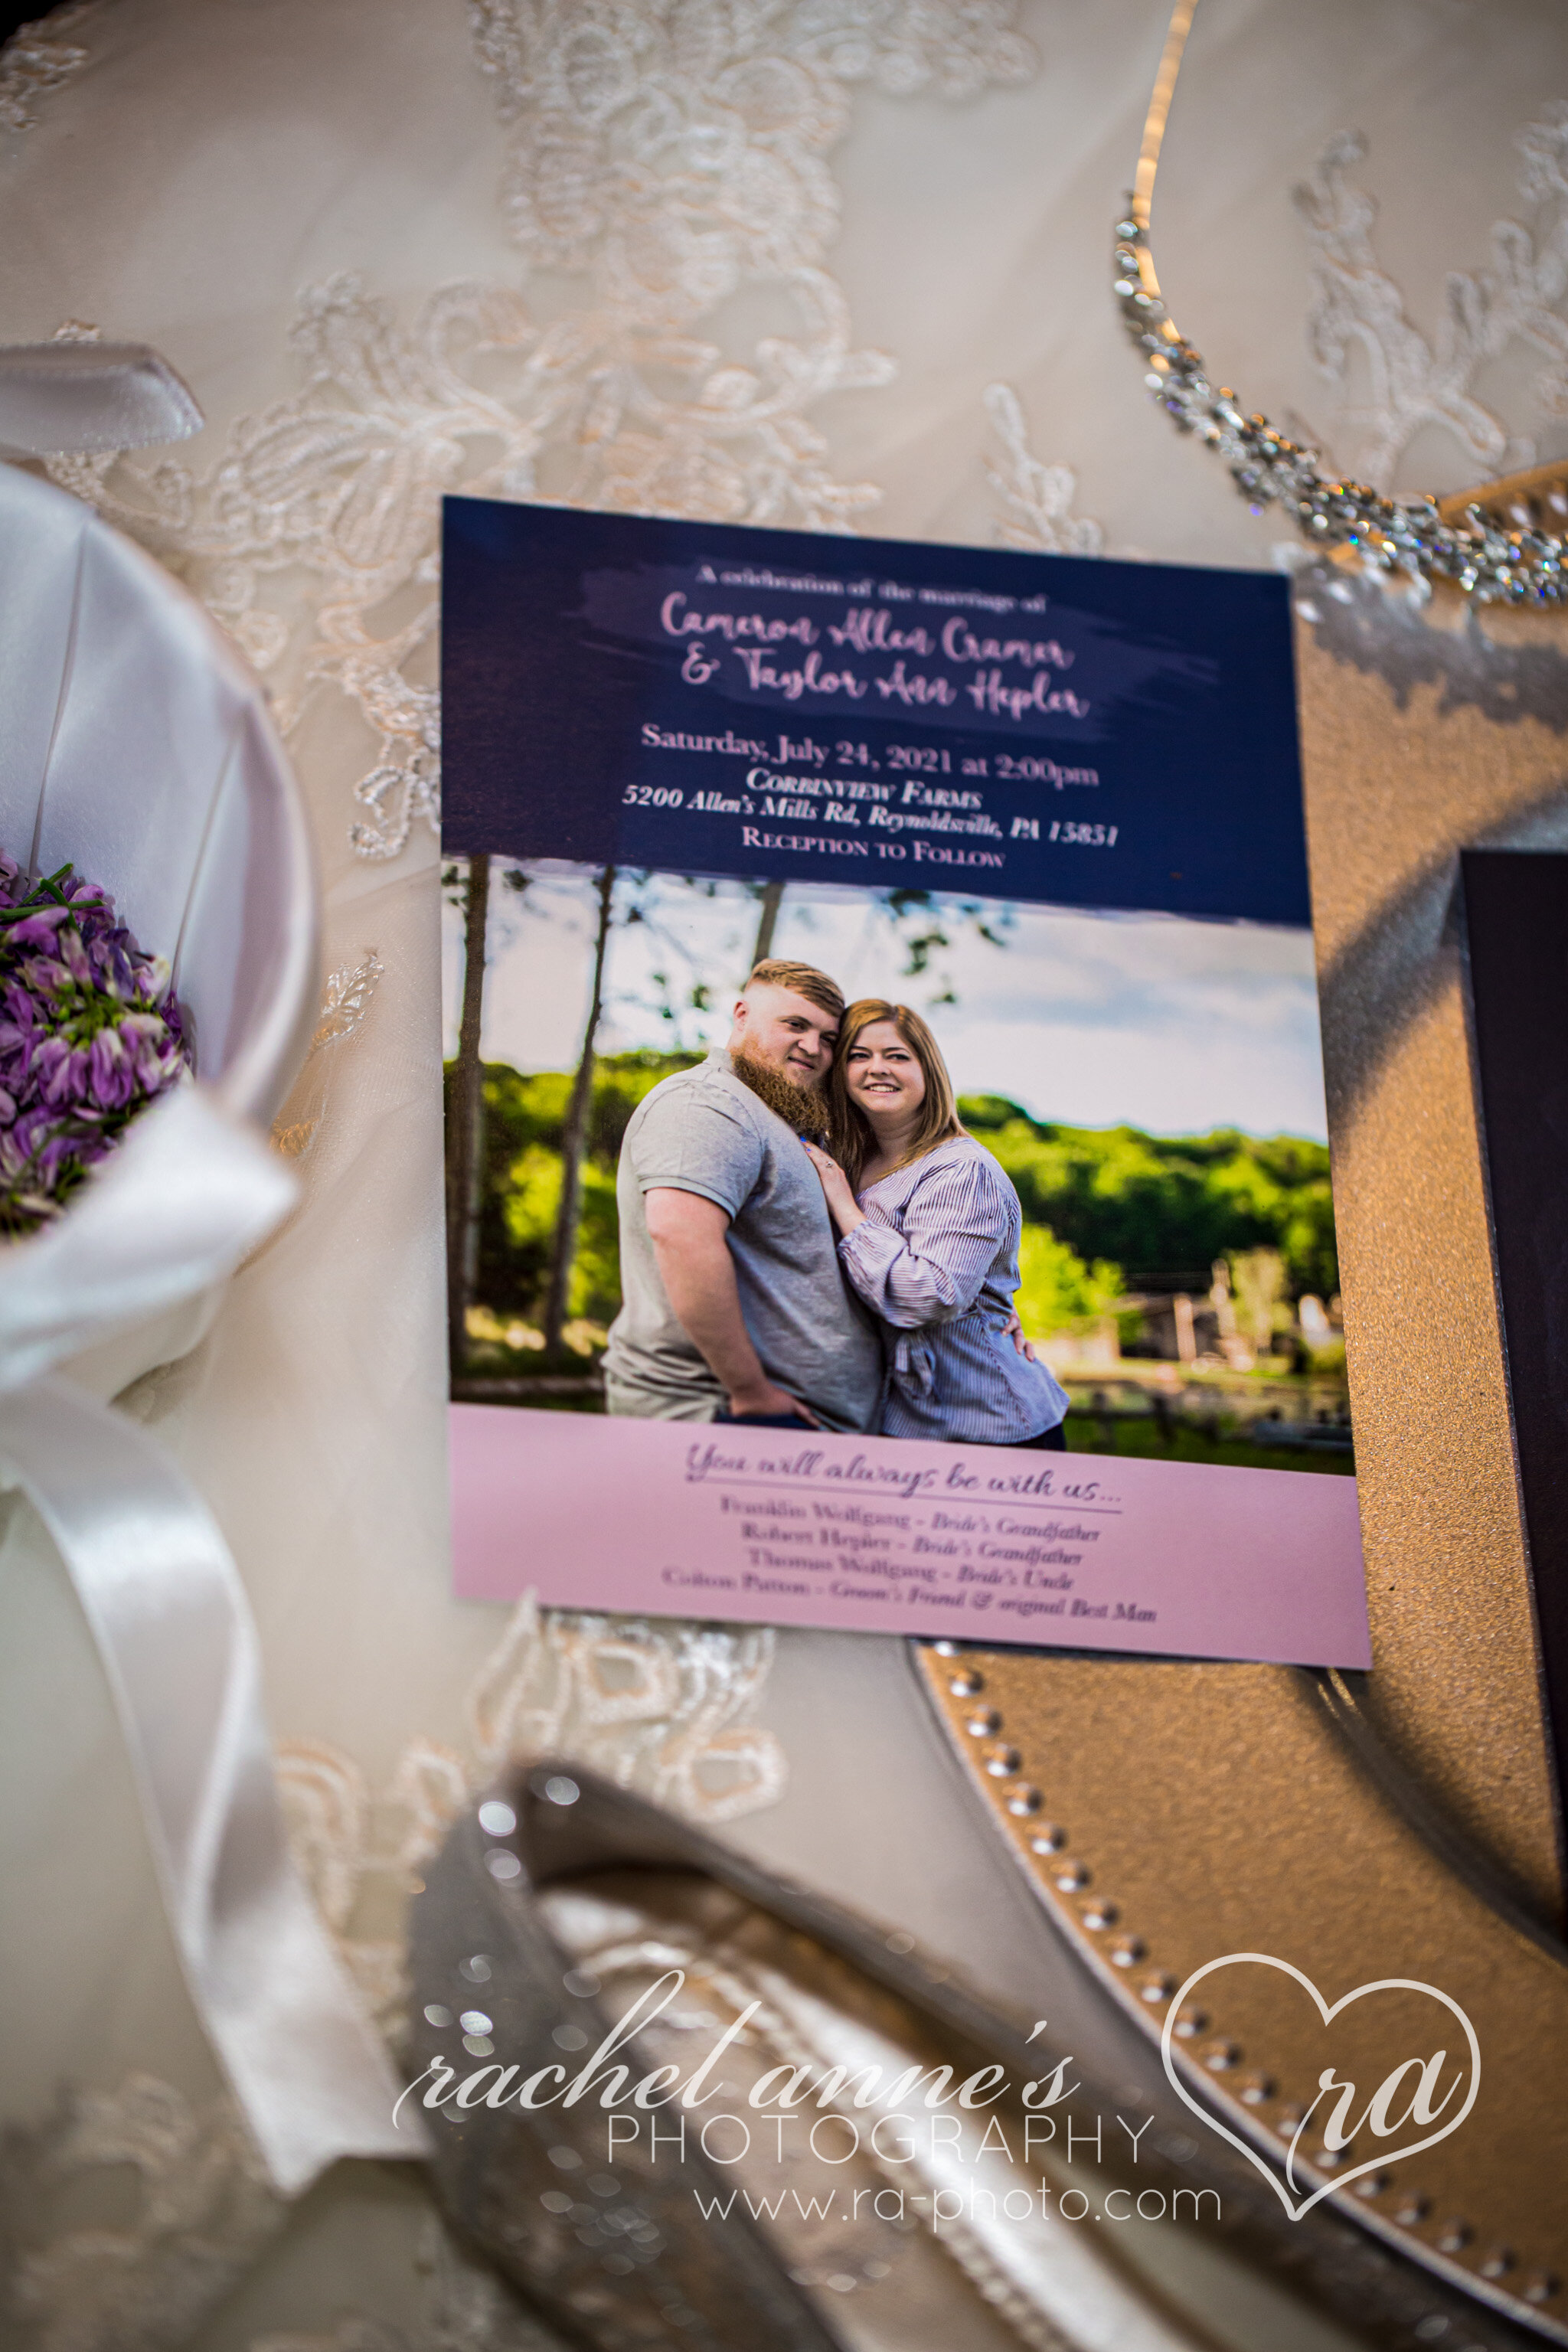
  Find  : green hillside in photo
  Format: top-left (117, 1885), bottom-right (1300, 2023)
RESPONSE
top-left (452, 1052), bottom-right (1336, 1341)
top-left (446, 1052), bottom-right (1350, 1468)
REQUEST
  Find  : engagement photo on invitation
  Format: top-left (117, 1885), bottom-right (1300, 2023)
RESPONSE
top-left (440, 500), bottom-right (1368, 1665)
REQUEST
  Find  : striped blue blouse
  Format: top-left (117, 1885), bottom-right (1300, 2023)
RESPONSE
top-left (837, 1135), bottom-right (1071, 1445)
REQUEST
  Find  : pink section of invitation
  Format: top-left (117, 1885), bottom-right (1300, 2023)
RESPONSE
top-left (449, 1406), bottom-right (1371, 1668)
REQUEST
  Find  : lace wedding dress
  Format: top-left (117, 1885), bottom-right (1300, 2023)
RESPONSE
top-left (2, 1), bottom-right (1566, 2344)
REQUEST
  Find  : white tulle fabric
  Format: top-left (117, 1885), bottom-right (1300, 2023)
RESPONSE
top-left (0, 0), bottom-right (1564, 2341)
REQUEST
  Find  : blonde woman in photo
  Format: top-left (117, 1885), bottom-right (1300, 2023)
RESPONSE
top-left (802, 1001), bottom-right (1071, 1448)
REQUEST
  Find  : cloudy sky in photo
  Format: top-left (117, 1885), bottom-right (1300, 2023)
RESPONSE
top-left (446, 866), bottom-right (1328, 1142)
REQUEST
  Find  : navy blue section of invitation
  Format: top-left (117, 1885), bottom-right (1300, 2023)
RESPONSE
top-left (440, 499), bottom-right (1309, 926)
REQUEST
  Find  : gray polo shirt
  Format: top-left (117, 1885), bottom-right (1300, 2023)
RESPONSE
top-left (603, 1052), bottom-right (882, 1430)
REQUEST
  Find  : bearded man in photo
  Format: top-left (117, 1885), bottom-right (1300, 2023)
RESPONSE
top-left (603, 960), bottom-right (883, 1429)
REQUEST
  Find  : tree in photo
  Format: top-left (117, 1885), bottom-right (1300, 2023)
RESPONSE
top-left (1014, 1226), bottom-right (1122, 1339)
top-left (445, 855), bottom-right (490, 1370)
top-left (749, 878), bottom-right (1012, 1007)
top-left (1229, 1246), bottom-right (1289, 1357)
top-left (542, 864), bottom-right (616, 1353)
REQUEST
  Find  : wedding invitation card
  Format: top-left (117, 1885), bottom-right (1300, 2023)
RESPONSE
top-left (439, 498), bottom-right (1369, 1668)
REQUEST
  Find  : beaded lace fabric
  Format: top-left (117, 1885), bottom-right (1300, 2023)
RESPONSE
top-left (38, 0), bottom-right (1037, 861)
top-left (1117, 103), bottom-right (1568, 602)
top-left (1, 0), bottom-right (1566, 2344)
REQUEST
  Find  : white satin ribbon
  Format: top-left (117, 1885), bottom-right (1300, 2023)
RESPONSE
top-left (0, 1086), bottom-right (292, 1392)
top-left (0, 1086), bottom-right (426, 2191)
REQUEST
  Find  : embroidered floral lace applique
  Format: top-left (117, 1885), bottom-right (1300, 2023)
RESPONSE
top-left (272, 951), bottom-right (387, 1163)
top-left (982, 382), bottom-right (1104, 557)
top-left (44, 2), bottom-right (1037, 860)
top-left (0, 2074), bottom-right (564, 2352)
top-left (276, 1596), bottom-right (786, 2040)
top-left (0, 2073), bottom-right (285, 2352)
top-left (0, 2), bottom-right (101, 135)
top-left (1295, 111), bottom-right (1568, 492)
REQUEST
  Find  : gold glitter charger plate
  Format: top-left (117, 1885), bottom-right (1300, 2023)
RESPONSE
top-left (918, 590), bottom-right (1568, 2339)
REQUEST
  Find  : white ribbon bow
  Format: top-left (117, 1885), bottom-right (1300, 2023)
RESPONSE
top-left (0, 1087), bottom-right (423, 2192)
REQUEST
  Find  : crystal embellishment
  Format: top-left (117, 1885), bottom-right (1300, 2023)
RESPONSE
top-left (1114, 212), bottom-right (1567, 607)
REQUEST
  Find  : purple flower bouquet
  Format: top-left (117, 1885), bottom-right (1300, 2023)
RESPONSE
top-left (0, 854), bottom-right (189, 1238)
